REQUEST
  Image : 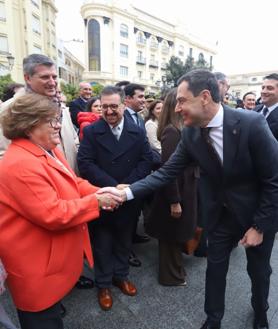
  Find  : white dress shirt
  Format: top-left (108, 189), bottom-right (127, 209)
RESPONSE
top-left (109, 118), bottom-right (124, 140)
top-left (206, 105), bottom-right (224, 163)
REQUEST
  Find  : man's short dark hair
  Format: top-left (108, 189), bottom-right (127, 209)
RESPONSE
top-left (115, 80), bottom-right (130, 89)
top-left (243, 92), bottom-right (256, 101)
top-left (178, 69), bottom-right (221, 103)
top-left (23, 54), bottom-right (55, 76)
top-left (124, 83), bottom-right (145, 98)
top-left (263, 73), bottom-right (278, 81)
top-left (100, 86), bottom-right (125, 103)
top-left (213, 72), bottom-right (227, 82)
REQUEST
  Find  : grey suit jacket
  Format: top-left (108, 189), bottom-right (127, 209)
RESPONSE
top-left (130, 106), bottom-right (278, 233)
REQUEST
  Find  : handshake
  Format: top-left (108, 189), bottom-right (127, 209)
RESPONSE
top-left (94, 184), bottom-right (129, 211)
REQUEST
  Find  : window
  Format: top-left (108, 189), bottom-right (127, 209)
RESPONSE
top-left (31, 0), bottom-right (40, 8)
top-left (179, 45), bottom-right (184, 56)
top-left (150, 36), bottom-right (158, 49)
top-left (120, 24), bottom-right (128, 38)
top-left (161, 40), bottom-right (169, 54)
top-left (136, 32), bottom-right (146, 45)
top-left (0, 35), bottom-right (8, 53)
top-left (120, 44), bottom-right (128, 58)
top-left (150, 73), bottom-right (155, 81)
top-left (88, 19), bottom-right (101, 71)
top-left (32, 15), bottom-right (41, 34)
top-left (33, 44), bottom-right (42, 54)
top-left (138, 71), bottom-right (142, 78)
top-left (120, 66), bottom-right (128, 76)
top-left (189, 47), bottom-right (193, 57)
top-left (58, 49), bottom-right (62, 58)
top-left (0, 2), bottom-right (6, 21)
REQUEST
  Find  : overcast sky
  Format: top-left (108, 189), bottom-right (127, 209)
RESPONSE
top-left (55, 0), bottom-right (278, 75)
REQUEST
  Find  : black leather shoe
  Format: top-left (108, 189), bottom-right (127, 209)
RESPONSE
top-left (253, 313), bottom-right (269, 329)
top-left (133, 233), bottom-right (150, 244)
top-left (200, 319), bottom-right (221, 329)
top-left (128, 251), bottom-right (141, 267)
top-left (60, 303), bottom-right (66, 318)
top-left (75, 276), bottom-right (94, 289)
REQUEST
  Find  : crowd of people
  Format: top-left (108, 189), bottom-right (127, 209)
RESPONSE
top-left (0, 53), bottom-right (277, 329)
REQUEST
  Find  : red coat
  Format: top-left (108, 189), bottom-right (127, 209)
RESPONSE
top-left (77, 112), bottom-right (100, 140)
top-left (0, 139), bottom-right (100, 311)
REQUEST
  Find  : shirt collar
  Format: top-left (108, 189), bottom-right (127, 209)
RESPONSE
top-left (265, 102), bottom-right (278, 113)
top-left (126, 107), bottom-right (137, 115)
top-left (109, 117), bottom-right (124, 131)
top-left (80, 96), bottom-right (88, 103)
top-left (206, 105), bottom-right (223, 128)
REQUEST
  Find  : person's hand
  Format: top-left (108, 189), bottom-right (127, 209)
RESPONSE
top-left (95, 192), bottom-right (119, 211)
top-left (116, 184), bottom-right (130, 190)
top-left (239, 227), bottom-right (263, 248)
top-left (96, 187), bottom-right (127, 202)
top-left (170, 203), bottom-right (182, 218)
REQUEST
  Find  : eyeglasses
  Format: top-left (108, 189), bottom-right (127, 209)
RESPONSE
top-left (49, 116), bottom-right (62, 128)
top-left (101, 104), bottom-right (121, 111)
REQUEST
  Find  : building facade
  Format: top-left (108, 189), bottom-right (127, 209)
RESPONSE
top-left (81, 0), bottom-right (217, 93)
top-left (0, 0), bottom-right (57, 82)
top-left (57, 39), bottom-right (85, 86)
top-left (228, 70), bottom-right (278, 99)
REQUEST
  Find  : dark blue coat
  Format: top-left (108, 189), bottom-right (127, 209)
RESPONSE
top-left (69, 97), bottom-right (87, 127)
top-left (77, 117), bottom-right (153, 222)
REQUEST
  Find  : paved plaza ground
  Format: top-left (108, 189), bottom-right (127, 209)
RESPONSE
top-left (2, 234), bottom-right (278, 329)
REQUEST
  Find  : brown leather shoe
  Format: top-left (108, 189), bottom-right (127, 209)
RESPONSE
top-left (112, 279), bottom-right (137, 296)
top-left (98, 288), bottom-right (113, 311)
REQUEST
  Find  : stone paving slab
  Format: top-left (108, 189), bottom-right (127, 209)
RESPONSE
top-left (1, 236), bottom-right (278, 329)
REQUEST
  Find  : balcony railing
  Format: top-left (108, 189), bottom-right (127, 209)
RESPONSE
top-left (149, 60), bottom-right (158, 68)
top-left (150, 42), bottom-right (158, 50)
top-left (136, 57), bottom-right (146, 65)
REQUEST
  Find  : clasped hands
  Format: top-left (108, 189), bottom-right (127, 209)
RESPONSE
top-left (95, 184), bottom-right (128, 211)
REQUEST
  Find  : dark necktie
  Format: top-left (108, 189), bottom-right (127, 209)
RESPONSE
top-left (133, 113), bottom-right (139, 126)
top-left (200, 127), bottom-right (222, 166)
top-left (262, 107), bottom-right (269, 117)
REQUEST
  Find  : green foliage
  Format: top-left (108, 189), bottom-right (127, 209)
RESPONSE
top-left (165, 54), bottom-right (212, 87)
top-left (60, 82), bottom-right (79, 104)
top-left (92, 83), bottom-right (104, 96)
top-left (0, 74), bottom-right (14, 100)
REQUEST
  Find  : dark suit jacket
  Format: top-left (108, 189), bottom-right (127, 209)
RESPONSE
top-left (124, 109), bottom-right (161, 168)
top-left (254, 104), bottom-right (278, 140)
top-left (130, 106), bottom-right (278, 233)
top-left (77, 117), bottom-right (153, 222)
top-left (124, 109), bottom-right (145, 130)
top-left (69, 97), bottom-right (87, 127)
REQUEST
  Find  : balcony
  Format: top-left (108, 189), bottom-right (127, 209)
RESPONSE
top-left (161, 46), bottom-right (169, 54)
top-left (149, 60), bottom-right (158, 68)
top-left (150, 42), bottom-right (158, 50)
top-left (136, 57), bottom-right (146, 65)
top-left (136, 38), bottom-right (146, 46)
top-left (161, 62), bottom-right (167, 70)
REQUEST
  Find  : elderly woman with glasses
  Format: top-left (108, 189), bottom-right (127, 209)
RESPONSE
top-left (0, 94), bottom-right (121, 329)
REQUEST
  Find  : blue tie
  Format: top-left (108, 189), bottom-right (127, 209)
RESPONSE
top-left (262, 107), bottom-right (269, 117)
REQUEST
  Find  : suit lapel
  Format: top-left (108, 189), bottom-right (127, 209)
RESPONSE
top-left (222, 106), bottom-right (241, 176)
top-left (95, 118), bottom-right (140, 159)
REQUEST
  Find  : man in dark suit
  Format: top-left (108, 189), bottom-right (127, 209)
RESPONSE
top-left (77, 86), bottom-right (153, 311)
top-left (100, 70), bottom-right (278, 328)
top-left (254, 73), bottom-right (278, 139)
top-left (69, 82), bottom-right (92, 128)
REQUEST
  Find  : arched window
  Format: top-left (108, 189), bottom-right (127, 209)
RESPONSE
top-left (150, 36), bottom-right (158, 49)
top-left (136, 31), bottom-right (146, 45)
top-left (120, 24), bottom-right (128, 38)
top-left (179, 45), bottom-right (184, 56)
top-left (88, 19), bottom-right (101, 71)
